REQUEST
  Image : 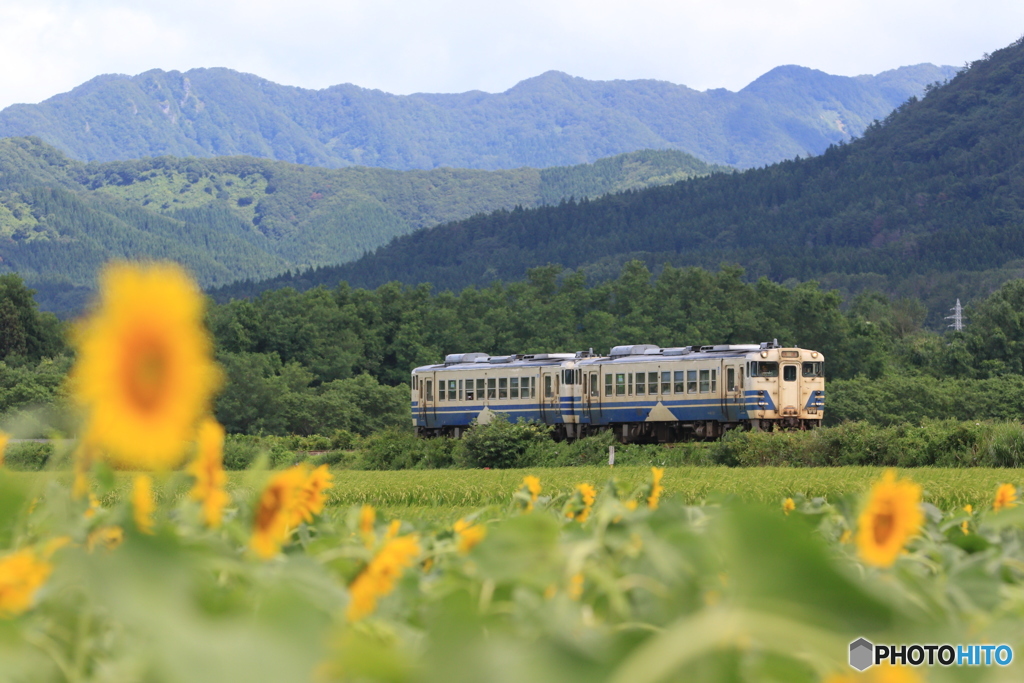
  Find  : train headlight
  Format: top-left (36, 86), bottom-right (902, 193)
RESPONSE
top-left (811, 352), bottom-right (818, 358)
top-left (760, 351), bottom-right (768, 358)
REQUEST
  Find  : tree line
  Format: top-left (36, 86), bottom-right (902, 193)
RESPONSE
top-left (4, 263), bottom-right (1024, 436)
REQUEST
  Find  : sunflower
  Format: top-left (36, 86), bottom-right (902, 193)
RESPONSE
top-left (346, 534), bottom-right (421, 621)
top-left (250, 466), bottom-right (307, 559)
top-left (186, 417), bottom-right (231, 528)
top-left (782, 497), bottom-right (796, 515)
top-left (0, 430), bottom-right (8, 467)
top-left (647, 467), bottom-right (665, 509)
top-left (453, 518), bottom-right (486, 554)
top-left (291, 465), bottom-right (334, 526)
top-left (514, 475), bottom-right (543, 512)
top-left (993, 483), bottom-right (1018, 512)
top-left (0, 548), bottom-right (53, 617)
top-left (856, 470), bottom-right (923, 568)
top-left (71, 262), bottom-right (222, 470)
top-left (564, 483), bottom-right (597, 523)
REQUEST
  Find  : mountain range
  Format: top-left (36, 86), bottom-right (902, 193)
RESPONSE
top-left (0, 64), bottom-right (956, 171)
top-left (0, 140), bottom-right (725, 312)
top-left (235, 38), bottom-right (1024, 326)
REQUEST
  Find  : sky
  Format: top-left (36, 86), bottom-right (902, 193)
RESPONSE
top-left (0, 0), bottom-right (1022, 112)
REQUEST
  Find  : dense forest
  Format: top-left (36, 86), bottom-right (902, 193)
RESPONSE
top-left (0, 140), bottom-right (720, 312)
top-left (0, 65), bottom-right (955, 171)
top-left (242, 38), bottom-right (1024, 326)
top-left (5, 265), bottom-right (1024, 437)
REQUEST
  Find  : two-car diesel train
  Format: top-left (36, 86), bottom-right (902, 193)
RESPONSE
top-left (411, 341), bottom-right (825, 442)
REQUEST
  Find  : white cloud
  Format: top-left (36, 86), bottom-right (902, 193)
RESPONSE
top-left (0, 0), bottom-right (1021, 110)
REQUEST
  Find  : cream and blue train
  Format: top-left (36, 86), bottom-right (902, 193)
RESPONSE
top-left (411, 341), bottom-right (824, 442)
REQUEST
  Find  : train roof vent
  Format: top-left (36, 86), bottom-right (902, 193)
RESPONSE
top-left (609, 344), bottom-right (660, 358)
top-left (525, 353), bottom-right (576, 360)
top-left (444, 352), bottom-right (489, 365)
top-left (661, 346), bottom-right (692, 355)
top-left (488, 355), bottom-right (516, 364)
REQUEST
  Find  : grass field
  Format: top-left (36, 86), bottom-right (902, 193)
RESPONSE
top-left (13, 465), bottom-right (1020, 523)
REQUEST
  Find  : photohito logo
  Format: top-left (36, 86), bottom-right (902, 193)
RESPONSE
top-left (849, 638), bottom-right (1013, 671)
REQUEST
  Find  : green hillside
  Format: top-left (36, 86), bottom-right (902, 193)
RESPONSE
top-left (0, 139), bottom-right (725, 311)
top-left (0, 65), bottom-right (956, 171)
top-left (250, 38), bottom-right (1024, 326)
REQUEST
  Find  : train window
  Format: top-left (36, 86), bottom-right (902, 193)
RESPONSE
top-left (685, 370), bottom-right (695, 394)
top-left (635, 372), bottom-right (644, 395)
top-left (648, 372), bottom-right (658, 395)
top-left (426, 380), bottom-right (433, 402)
top-left (449, 380), bottom-right (457, 400)
top-left (605, 374), bottom-right (613, 396)
top-left (727, 368), bottom-right (736, 391)
top-left (477, 378), bottom-right (485, 398)
top-left (699, 369), bottom-right (710, 393)
top-left (510, 377), bottom-right (519, 398)
top-left (674, 371), bottom-right (685, 394)
top-left (466, 379), bottom-right (474, 401)
top-left (628, 373), bottom-right (633, 396)
top-left (802, 362), bottom-right (823, 377)
top-left (487, 378), bottom-right (497, 399)
top-left (662, 371), bottom-right (671, 394)
top-left (498, 378), bottom-right (507, 399)
top-left (439, 381), bottom-right (446, 401)
top-left (739, 368), bottom-right (744, 389)
top-left (783, 365), bottom-right (797, 382)
top-left (615, 373), bottom-right (626, 395)
top-left (591, 373), bottom-right (599, 397)
top-left (412, 376), bottom-right (417, 390)
top-left (545, 375), bottom-right (553, 398)
top-left (758, 362), bottom-right (779, 378)
top-left (582, 374), bottom-right (587, 396)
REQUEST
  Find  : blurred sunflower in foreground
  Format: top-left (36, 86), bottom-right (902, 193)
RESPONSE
top-left (70, 262), bottom-right (222, 470)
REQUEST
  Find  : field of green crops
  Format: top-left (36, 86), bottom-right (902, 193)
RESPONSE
top-left (13, 465), bottom-right (1019, 524)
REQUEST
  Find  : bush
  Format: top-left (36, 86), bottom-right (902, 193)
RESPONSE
top-left (361, 428), bottom-right (422, 470)
top-left (461, 415), bottom-right (551, 469)
top-left (986, 422), bottom-right (1024, 467)
top-left (3, 441), bottom-right (52, 470)
top-left (223, 436), bottom-right (262, 470)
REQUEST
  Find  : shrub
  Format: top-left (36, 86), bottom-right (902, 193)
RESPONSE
top-left (461, 415), bottom-right (551, 469)
top-left (361, 428), bottom-right (422, 470)
top-left (986, 422), bottom-right (1024, 467)
top-left (3, 441), bottom-right (52, 470)
top-left (223, 436), bottom-right (261, 470)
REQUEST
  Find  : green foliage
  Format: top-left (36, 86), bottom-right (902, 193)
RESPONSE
top-left (309, 42), bottom-right (1024, 328)
top-left (705, 419), bottom-right (1022, 468)
top-left (2, 441), bottom-right (52, 470)
top-left (8, 462), bottom-right (1024, 680)
top-left (0, 138), bottom-right (721, 313)
top-left (460, 415), bottom-right (551, 468)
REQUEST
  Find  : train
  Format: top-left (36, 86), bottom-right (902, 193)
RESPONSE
top-left (410, 341), bottom-right (825, 442)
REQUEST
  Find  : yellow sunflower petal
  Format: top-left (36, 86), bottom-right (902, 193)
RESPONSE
top-left (71, 262), bottom-right (222, 470)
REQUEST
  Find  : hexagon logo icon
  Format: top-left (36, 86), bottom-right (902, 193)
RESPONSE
top-left (849, 638), bottom-right (874, 671)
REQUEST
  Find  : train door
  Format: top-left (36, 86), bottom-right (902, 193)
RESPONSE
top-left (540, 369), bottom-right (560, 424)
top-left (780, 362), bottom-right (800, 415)
top-left (723, 363), bottom-right (744, 421)
top-left (422, 372), bottom-right (437, 427)
top-left (584, 368), bottom-right (601, 425)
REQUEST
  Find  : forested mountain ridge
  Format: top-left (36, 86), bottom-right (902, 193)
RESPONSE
top-left (0, 139), bottom-right (723, 311)
top-left (0, 64), bottom-right (956, 171)
top-left (245, 37), bottom-right (1024, 326)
